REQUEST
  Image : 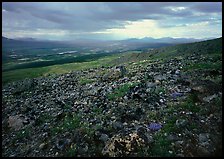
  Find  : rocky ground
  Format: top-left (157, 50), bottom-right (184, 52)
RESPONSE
top-left (2, 53), bottom-right (222, 157)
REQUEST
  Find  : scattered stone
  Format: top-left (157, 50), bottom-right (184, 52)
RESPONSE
top-left (8, 115), bottom-right (24, 131)
top-left (146, 82), bottom-right (157, 88)
top-left (202, 94), bottom-right (218, 103)
top-left (176, 153), bottom-right (184, 157)
top-left (154, 74), bottom-right (166, 81)
top-left (56, 139), bottom-right (71, 151)
top-left (2, 52), bottom-right (222, 157)
top-left (112, 121), bottom-right (123, 130)
top-left (39, 143), bottom-right (47, 150)
top-left (167, 134), bottom-right (179, 141)
top-left (175, 119), bottom-right (187, 128)
top-left (99, 134), bottom-right (109, 143)
top-left (197, 146), bottom-right (210, 156)
top-left (198, 133), bottom-right (210, 143)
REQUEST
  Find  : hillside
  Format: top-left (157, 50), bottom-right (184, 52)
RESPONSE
top-left (110, 37), bottom-right (222, 65)
top-left (2, 38), bottom-right (222, 86)
top-left (2, 37), bottom-right (222, 157)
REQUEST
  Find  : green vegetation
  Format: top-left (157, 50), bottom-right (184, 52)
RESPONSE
top-left (213, 96), bottom-right (222, 108)
top-left (2, 54), bottom-right (119, 86)
top-left (107, 82), bottom-right (140, 100)
top-left (50, 114), bottom-right (80, 135)
top-left (158, 37), bottom-right (222, 58)
top-left (184, 61), bottom-right (222, 71)
top-left (3, 38), bottom-right (222, 86)
top-left (14, 125), bottom-right (32, 140)
top-left (180, 94), bottom-right (200, 113)
top-left (35, 113), bottom-right (54, 126)
top-left (65, 144), bottom-right (78, 157)
top-left (150, 132), bottom-right (174, 157)
top-left (3, 52), bottom-right (114, 72)
top-left (79, 77), bottom-right (96, 85)
top-left (165, 93), bottom-right (200, 115)
top-left (11, 125), bottom-right (33, 145)
top-left (2, 67), bottom-right (49, 85)
top-left (147, 111), bottom-right (158, 121)
top-left (163, 115), bottom-right (179, 133)
top-left (92, 107), bottom-right (103, 114)
top-left (154, 86), bottom-right (166, 94)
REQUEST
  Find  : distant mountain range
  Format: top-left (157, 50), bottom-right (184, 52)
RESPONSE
top-left (3, 36), bottom-right (210, 44)
top-left (2, 36), bottom-right (216, 53)
top-left (2, 36), bottom-right (69, 50)
top-left (120, 37), bottom-right (212, 44)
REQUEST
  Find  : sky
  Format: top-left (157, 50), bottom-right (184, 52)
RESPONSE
top-left (2, 2), bottom-right (222, 41)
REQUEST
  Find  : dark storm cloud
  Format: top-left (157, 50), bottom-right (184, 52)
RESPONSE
top-left (192, 2), bottom-right (222, 13)
top-left (2, 2), bottom-right (222, 39)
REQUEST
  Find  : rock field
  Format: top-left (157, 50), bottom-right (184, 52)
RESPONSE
top-left (2, 53), bottom-right (222, 157)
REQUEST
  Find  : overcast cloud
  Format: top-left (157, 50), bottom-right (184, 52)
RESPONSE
top-left (2, 2), bottom-right (222, 40)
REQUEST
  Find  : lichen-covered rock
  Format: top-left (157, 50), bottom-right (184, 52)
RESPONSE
top-left (8, 115), bottom-right (25, 131)
top-left (102, 132), bottom-right (149, 157)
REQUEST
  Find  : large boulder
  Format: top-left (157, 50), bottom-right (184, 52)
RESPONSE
top-left (102, 130), bottom-right (152, 157)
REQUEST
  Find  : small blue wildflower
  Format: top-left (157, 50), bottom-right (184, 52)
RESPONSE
top-left (171, 92), bottom-right (183, 99)
top-left (148, 122), bottom-right (162, 131)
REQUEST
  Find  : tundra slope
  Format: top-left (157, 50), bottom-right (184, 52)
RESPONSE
top-left (2, 38), bottom-right (222, 157)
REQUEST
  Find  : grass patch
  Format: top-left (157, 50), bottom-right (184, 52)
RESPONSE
top-left (187, 122), bottom-right (197, 130)
top-left (107, 82), bottom-right (140, 100)
top-left (147, 111), bottom-right (158, 121)
top-left (150, 132), bottom-right (174, 157)
top-left (167, 93), bottom-right (200, 114)
top-left (2, 54), bottom-right (120, 86)
top-left (92, 107), bottom-right (103, 114)
top-left (163, 115), bottom-right (179, 133)
top-left (65, 144), bottom-right (78, 157)
top-left (79, 77), bottom-right (96, 85)
top-left (16, 126), bottom-right (32, 139)
top-left (12, 125), bottom-right (33, 144)
top-left (180, 94), bottom-right (200, 113)
top-left (50, 114), bottom-right (80, 135)
top-left (213, 96), bottom-right (222, 108)
top-left (35, 113), bottom-right (54, 126)
top-left (154, 86), bottom-right (166, 94)
top-left (183, 61), bottom-right (222, 71)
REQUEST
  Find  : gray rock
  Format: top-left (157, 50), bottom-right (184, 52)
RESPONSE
top-left (197, 146), bottom-right (210, 156)
top-left (167, 134), bottom-right (179, 141)
top-left (175, 119), bottom-right (187, 127)
top-left (202, 94), bottom-right (218, 103)
top-left (175, 140), bottom-right (184, 148)
top-left (99, 133), bottom-right (109, 143)
top-left (8, 115), bottom-right (24, 131)
top-left (112, 121), bottom-right (123, 130)
top-left (123, 96), bottom-right (128, 100)
top-left (39, 143), bottom-right (47, 150)
top-left (146, 82), bottom-right (157, 88)
top-left (56, 139), bottom-right (71, 150)
top-left (198, 133), bottom-right (210, 143)
top-left (175, 69), bottom-right (181, 75)
top-left (116, 65), bottom-right (127, 77)
top-left (176, 153), bottom-right (184, 157)
top-left (143, 133), bottom-right (154, 144)
top-left (154, 74), bottom-right (166, 81)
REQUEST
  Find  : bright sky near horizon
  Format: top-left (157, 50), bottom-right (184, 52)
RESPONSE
top-left (2, 2), bottom-right (222, 41)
